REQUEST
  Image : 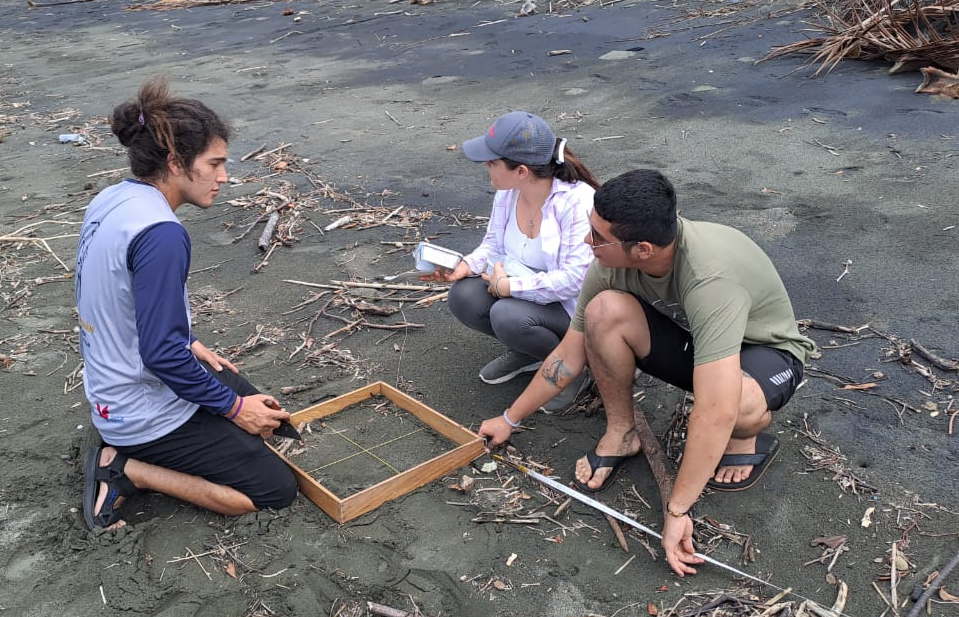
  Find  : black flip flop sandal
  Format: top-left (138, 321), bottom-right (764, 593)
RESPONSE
top-left (572, 450), bottom-right (634, 493)
top-left (706, 433), bottom-right (781, 492)
top-left (83, 446), bottom-right (138, 530)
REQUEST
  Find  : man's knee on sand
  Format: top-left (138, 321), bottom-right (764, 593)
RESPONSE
top-left (249, 460), bottom-right (298, 510)
top-left (583, 290), bottom-right (649, 344)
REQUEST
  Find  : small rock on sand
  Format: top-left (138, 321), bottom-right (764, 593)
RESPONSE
top-left (599, 51), bottom-right (636, 61)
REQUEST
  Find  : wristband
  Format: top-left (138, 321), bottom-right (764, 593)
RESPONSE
top-left (666, 503), bottom-right (690, 518)
top-left (502, 409), bottom-right (522, 428)
top-left (226, 396), bottom-right (243, 421)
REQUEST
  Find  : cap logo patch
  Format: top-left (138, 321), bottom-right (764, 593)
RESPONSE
top-left (488, 125), bottom-right (496, 137)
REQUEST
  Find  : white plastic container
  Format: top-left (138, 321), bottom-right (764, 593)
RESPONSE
top-left (413, 241), bottom-right (463, 272)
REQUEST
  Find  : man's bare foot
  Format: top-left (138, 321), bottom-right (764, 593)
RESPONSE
top-left (93, 447), bottom-right (127, 530)
top-left (712, 435), bottom-right (757, 485)
top-left (574, 428), bottom-right (642, 490)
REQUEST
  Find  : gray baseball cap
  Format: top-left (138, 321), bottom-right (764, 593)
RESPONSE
top-left (462, 111), bottom-right (557, 166)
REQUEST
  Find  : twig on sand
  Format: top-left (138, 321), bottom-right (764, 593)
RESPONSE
top-left (257, 212), bottom-right (280, 251)
top-left (0, 234), bottom-right (75, 270)
top-left (270, 31), bottom-right (303, 44)
top-left (906, 547), bottom-right (959, 617)
top-left (606, 514), bottom-right (630, 553)
top-left (614, 554), bottom-right (636, 575)
top-left (909, 338), bottom-right (959, 372)
top-left (367, 602), bottom-right (422, 617)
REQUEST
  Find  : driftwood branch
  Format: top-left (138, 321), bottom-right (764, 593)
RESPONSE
top-left (909, 339), bottom-right (959, 372)
top-left (257, 211), bottom-right (280, 251)
top-left (367, 602), bottom-right (420, 617)
top-left (633, 404), bottom-right (674, 510)
top-left (906, 547), bottom-right (959, 617)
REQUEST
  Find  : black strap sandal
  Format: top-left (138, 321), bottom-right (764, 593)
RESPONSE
top-left (572, 449), bottom-right (635, 493)
top-left (82, 446), bottom-right (139, 530)
top-left (706, 433), bottom-right (781, 492)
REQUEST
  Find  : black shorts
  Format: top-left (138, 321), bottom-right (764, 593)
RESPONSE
top-left (635, 298), bottom-right (804, 411)
top-left (113, 367), bottom-right (297, 510)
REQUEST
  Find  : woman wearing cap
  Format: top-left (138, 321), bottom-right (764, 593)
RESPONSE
top-left (432, 111), bottom-right (600, 412)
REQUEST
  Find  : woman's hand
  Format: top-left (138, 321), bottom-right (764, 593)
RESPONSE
top-left (191, 340), bottom-right (239, 373)
top-left (480, 262), bottom-right (511, 298)
top-left (419, 260), bottom-right (472, 282)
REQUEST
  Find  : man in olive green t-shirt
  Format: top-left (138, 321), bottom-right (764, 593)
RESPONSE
top-left (478, 169), bottom-right (815, 578)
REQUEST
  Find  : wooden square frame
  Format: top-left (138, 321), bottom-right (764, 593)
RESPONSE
top-left (268, 381), bottom-right (485, 523)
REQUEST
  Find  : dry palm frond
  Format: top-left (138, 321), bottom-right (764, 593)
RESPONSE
top-left (763, 0), bottom-right (959, 74)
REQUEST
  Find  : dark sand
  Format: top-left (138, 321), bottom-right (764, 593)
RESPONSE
top-left (287, 396), bottom-right (457, 497)
top-left (1, 0), bottom-right (958, 615)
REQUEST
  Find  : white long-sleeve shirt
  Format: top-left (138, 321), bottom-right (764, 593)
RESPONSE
top-left (463, 178), bottom-right (594, 316)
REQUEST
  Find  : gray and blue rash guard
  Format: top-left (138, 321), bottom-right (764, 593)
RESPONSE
top-left (76, 180), bottom-right (236, 446)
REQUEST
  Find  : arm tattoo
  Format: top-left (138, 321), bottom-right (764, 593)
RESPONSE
top-left (543, 358), bottom-right (573, 389)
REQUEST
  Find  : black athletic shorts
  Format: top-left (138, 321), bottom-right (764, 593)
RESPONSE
top-left (113, 366), bottom-right (297, 510)
top-left (635, 298), bottom-right (804, 411)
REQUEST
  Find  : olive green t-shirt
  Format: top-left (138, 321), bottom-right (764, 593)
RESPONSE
top-left (570, 218), bottom-right (816, 366)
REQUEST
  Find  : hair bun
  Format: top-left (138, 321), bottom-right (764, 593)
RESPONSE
top-left (110, 102), bottom-right (144, 147)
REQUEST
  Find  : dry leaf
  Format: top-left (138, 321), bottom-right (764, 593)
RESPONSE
top-left (922, 401), bottom-right (939, 412)
top-left (861, 506), bottom-right (875, 528)
top-left (825, 572), bottom-right (838, 585)
top-left (460, 475), bottom-right (475, 493)
top-left (657, 585), bottom-right (669, 592)
top-left (282, 7), bottom-right (293, 14)
top-left (872, 371), bottom-right (885, 379)
top-left (842, 382), bottom-right (878, 390)
top-left (916, 67), bottom-right (959, 99)
top-left (939, 587), bottom-right (959, 602)
top-left (894, 554), bottom-right (909, 572)
top-left (647, 602), bottom-right (659, 616)
top-left (225, 562), bottom-right (238, 578)
top-left (0, 354), bottom-right (13, 369)
top-left (272, 161), bottom-right (288, 171)
top-left (492, 579), bottom-right (508, 590)
top-left (445, 145), bottom-right (458, 151)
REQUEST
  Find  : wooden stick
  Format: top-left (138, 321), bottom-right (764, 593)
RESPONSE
top-left (86, 167), bottom-right (127, 178)
top-left (257, 211), bottom-right (280, 251)
top-left (553, 496), bottom-right (573, 518)
top-left (906, 547), bottom-right (959, 617)
top-left (606, 514), bottom-right (630, 553)
top-left (367, 602), bottom-right (416, 617)
top-left (331, 280), bottom-right (444, 291)
top-left (413, 291), bottom-right (448, 306)
top-left (633, 404), bottom-right (674, 510)
top-left (797, 319), bottom-right (869, 334)
top-left (909, 339), bottom-right (959, 371)
top-left (614, 554), bottom-right (636, 575)
top-left (0, 236), bottom-right (73, 270)
top-left (240, 144), bottom-right (265, 161)
top-left (254, 143), bottom-right (291, 159)
top-left (471, 517), bottom-right (541, 524)
top-left (891, 541), bottom-right (899, 613)
top-left (28, 0), bottom-right (96, 8)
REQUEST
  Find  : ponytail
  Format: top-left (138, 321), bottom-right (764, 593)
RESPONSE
top-left (502, 138), bottom-right (601, 189)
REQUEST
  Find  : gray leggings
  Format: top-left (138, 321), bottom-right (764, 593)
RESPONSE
top-left (448, 276), bottom-right (570, 360)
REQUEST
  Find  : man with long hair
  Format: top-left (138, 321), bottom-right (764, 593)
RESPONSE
top-left (77, 79), bottom-right (296, 529)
